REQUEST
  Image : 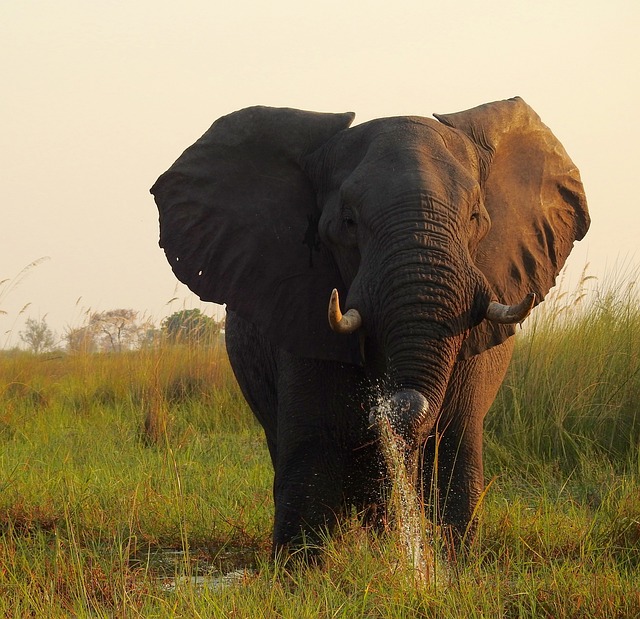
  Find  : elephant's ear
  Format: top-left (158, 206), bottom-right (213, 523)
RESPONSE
top-left (435, 97), bottom-right (590, 358)
top-left (151, 106), bottom-right (360, 363)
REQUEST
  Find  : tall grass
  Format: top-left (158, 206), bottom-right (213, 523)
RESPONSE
top-left (1, 268), bottom-right (639, 616)
top-left (0, 340), bottom-right (270, 548)
top-left (487, 266), bottom-right (640, 476)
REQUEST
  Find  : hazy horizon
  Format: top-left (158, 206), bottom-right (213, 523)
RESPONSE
top-left (2, 1), bottom-right (638, 347)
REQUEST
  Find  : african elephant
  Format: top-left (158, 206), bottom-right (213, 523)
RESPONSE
top-left (151, 97), bottom-right (589, 556)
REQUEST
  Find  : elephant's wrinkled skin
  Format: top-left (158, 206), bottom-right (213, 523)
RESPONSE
top-left (151, 97), bottom-right (589, 555)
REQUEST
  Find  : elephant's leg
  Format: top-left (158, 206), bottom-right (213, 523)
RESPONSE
top-left (271, 353), bottom-right (356, 556)
top-left (420, 337), bottom-right (515, 546)
top-left (225, 311), bottom-right (279, 466)
top-left (342, 427), bottom-right (389, 533)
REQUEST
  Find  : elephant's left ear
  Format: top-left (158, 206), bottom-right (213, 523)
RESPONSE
top-left (435, 97), bottom-right (590, 357)
top-left (151, 107), bottom-right (360, 363)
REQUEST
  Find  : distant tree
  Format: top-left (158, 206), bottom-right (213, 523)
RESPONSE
top-left (133, 319), bottom-right (157, 350)
top-left (19, 317), bottom-right (56, 354)
top-left (161, 309), bottom-right (222, 345)
top-left (64, 325), bottom-right (98, 354)
top-left (89, 309), bottom-right (154, 352)
top-left (139, 325), bottom-right (162, 349)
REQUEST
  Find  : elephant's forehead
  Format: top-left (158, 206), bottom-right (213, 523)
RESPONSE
top-left (354, 116), bottom-right (469, 153)
top-left (327, 116), bottom-right (479, 196)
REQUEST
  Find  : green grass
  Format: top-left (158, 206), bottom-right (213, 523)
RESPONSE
top-left (1, 273), bottom-right (640, 617)
top-left (487, 271), bottom-right (640, 474)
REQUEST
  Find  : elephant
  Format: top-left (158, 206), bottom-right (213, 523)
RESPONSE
top-left (151, 97), bottom-right (589, 557)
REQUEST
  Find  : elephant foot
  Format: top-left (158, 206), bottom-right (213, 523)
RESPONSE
top-left (369, 389), bottom-right (434, 449)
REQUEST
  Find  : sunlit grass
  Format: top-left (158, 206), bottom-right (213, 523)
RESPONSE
top-left (487, 264), bottom-right (640, 474)
top-left (1, 266), bottom-right (639, 616)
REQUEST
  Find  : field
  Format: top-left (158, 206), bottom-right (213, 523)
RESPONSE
top-left (1, 275), bottom-right (640, 617)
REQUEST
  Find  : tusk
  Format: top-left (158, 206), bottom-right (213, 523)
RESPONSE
top-left (485, 292), bottom-right (536, 324)
top-left (328, 289), bottom-right (362, 334)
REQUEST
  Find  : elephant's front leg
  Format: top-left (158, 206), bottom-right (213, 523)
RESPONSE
top-left (271, 354), bottom-right (349, 557)
top-left (425, 418), bottom-right (485, 548)
top-left (422, 337), bottom-right (515, 548)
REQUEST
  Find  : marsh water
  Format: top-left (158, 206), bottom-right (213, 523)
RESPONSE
top-left (130, 545), bottom-right (256, 592)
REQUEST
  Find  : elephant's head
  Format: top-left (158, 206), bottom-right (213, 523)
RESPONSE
top-left (151, 97), bottom-right (589, 446)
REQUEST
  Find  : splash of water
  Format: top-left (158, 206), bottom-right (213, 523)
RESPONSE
top-left (373, 394), bottom-right (436, 586)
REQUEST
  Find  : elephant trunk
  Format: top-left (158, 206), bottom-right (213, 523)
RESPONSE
top-left (378, 315), bottom-right (460, 446)
top-left (367, 246), bottom-right (477, 448)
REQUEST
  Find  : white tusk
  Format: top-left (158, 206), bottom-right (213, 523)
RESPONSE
top-left (328, 289), bottom-right (362, 334)
top-left (485, 292), bottom-right (536, 324)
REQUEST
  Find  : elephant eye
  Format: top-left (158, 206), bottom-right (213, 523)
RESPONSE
top-left (342, 207), bottom-right (357, 234)
top-left (470, 205), bottom-right (483, 223)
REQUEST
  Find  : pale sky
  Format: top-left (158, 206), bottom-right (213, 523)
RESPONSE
top-left (1, 1), bottom-right (638, 346)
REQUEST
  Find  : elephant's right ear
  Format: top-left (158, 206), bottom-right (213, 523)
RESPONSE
top-left (151, 106), bottom-right (359, 362)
